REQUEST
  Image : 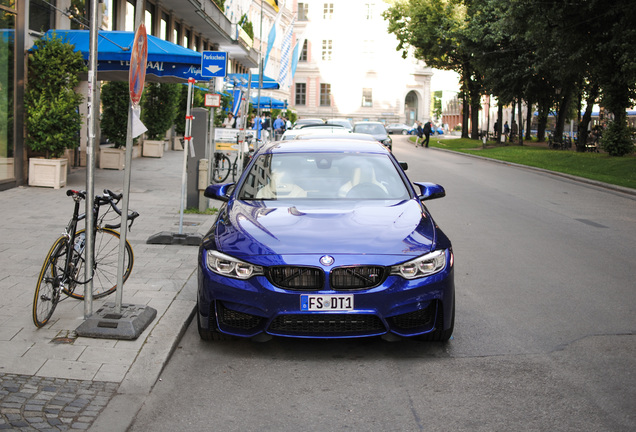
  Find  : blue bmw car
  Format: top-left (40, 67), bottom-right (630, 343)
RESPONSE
top-left (198, 139), bottom-right (455, 342)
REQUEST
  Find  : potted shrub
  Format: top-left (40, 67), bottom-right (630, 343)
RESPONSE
top-left (99, 81), bottom-right (129, 169)
top-left (26, 32), bottom-right (86, 188)
top-left (141, 82), bottom-right (179, 157)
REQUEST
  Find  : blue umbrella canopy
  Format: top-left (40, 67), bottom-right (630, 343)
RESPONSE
top-left (37, 30), bottom-right (203, 83)
top-left (226, 73), bottom-right (280, 89)
top-left (250, 95), bottom-right (287, 109)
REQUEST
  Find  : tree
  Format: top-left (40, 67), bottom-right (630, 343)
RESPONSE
top-left (384, 0), bottom-right (482, 139)
top-left (100, 81), bottom-right (129, 148)
top-left (25, 32), bottom-right (86, 158)
top-left (141, 83), bottom-right (180, 140)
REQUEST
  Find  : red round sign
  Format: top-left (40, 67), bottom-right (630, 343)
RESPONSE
top-left (129, 24), bottom-right (148, 106)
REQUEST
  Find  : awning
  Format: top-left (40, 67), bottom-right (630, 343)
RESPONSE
top-left (36, 30), bottom-right (204, 83)
top-left (225, 73), bottom-right (280, 89)
top-left (250, 96), bottom-right (287, 109)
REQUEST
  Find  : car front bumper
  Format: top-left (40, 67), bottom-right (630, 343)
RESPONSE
top-left (197, 252), bottom-right (455, 339)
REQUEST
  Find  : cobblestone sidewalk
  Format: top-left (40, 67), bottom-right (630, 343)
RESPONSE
top-left (0, 373), bottom-right (118, 431)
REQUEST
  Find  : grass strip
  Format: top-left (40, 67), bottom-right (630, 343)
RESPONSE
top-left (425, 137), bottom-right (636, 190)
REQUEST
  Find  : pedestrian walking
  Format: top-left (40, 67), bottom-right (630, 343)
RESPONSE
top-left (423, 121), bottom-right (432, 148)
top-left (416, 121), bottom-right (424, 146)
top-left (273, 115), bottom-right (285, 140)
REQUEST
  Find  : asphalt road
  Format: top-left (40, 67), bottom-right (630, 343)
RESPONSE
top-left (129, 135), bottom-right (636, 432)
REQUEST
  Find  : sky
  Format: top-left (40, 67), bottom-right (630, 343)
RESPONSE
top-left (431, 69), bottom-right (460, 93)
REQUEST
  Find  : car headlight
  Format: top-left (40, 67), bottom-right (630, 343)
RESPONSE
top-left (390, 249), bottom-right (449, 279)
top-left (206, 250), bottom-right (264, 279)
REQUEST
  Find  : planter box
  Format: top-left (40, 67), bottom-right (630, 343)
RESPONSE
top-left (28, 158), bottom-right (68, 189)
top-left (0, 157), bottom-right (14, 180)
top-left (100, 147), bottom-right (126, 170)
top-left (143, 140), bottom-right (165, 158)
top-left (173, 136), bottom-right (184, 151)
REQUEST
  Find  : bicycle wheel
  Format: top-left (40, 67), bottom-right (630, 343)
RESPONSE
top-left (212, 154), bottom-right (231, 183)
top-left (63, 228), bottom-right (134, 300)
top-left (33, 237), bottom-right (67, 328)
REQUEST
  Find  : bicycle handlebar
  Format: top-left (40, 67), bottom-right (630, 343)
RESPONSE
top-left (69, 189), bottom-right (139, 229)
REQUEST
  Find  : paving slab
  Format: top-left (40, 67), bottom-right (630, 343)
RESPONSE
top-left (0, 148), bottom-right (216, 430)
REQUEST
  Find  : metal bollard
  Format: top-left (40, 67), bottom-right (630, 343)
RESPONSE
top-left (198, 158), bottom-right (209, 212)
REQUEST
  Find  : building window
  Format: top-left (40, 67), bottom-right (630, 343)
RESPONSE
top-left (300, 40), bottom-right (308, 61)
top-left (125, 0), bottom-right (135, 31)
top-left (365, 3), bottom-right (375, 20)
top-left (101, 0), bottom-right (115, 30)
top-left (0, 8), bottom-right (15, 182)
top-left (298, 3), bottom-right (309, 21)
top-left (295, 83), bottom-right (306, 106)
top-left (362, 40), bottom-right (374, 57)
top-left (144, 2), bottom-right (155, 35)
top-left (29, 0), bottom-right (55, 33)
top-left (160, 12), bottom-right (168, 40)
top-left (323, 3), bottom-right (333, 20)
top-left (173, 22), bottom-right (181, 45)
top-left (321, 40), bottom-right (332, 61)
top-left (320, 84), bottom-right (331, 106)
top-left (362, 88), bottom-right (373, 107)
top-left (184, 29), bottom-right (191, 48)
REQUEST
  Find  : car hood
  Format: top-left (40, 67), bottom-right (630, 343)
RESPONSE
top-left (214, 199), bottom-right (436, 258)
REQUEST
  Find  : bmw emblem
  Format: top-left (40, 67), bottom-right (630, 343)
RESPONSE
top-left (320, 255), bottom-right (335, 266)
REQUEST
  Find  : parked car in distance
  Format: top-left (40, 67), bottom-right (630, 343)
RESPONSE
top-left (326, 118), bottom-right (353, 131)
top-left (293, 118), bottom-right (324, 129)
top-left (294, 132), bottom-right (376, 142)
top-left (386, 123), bottom-right (415, 135)
top-left (353, 121), bottom-right (393, 151)
top-left (199, 139), bottom-right (455, 342)
top-left (281, 124), bottom-right (348, 140)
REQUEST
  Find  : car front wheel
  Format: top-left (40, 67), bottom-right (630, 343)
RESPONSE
top-left (197, 300), bottom-right (234, 341)
top-left (416, 298), bottom-right (454, 342)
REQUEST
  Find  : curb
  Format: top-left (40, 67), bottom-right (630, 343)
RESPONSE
top-left (89, 271), bottom-right (198, 432)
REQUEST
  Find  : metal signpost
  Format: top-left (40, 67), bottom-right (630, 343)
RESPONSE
top-left (76, 22), bottom-right (156, 340)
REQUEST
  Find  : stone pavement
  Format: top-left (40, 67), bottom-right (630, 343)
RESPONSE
top-left (0, 148), bottom-right (217, 430)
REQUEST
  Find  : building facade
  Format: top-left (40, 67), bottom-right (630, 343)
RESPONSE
top-left (289, 0), bottom-right (433, 125)
top-left (0, 0), bottom-right (280, 191)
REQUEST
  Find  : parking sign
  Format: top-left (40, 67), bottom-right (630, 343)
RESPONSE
top-left (201, 51), bottom-right (227, 78)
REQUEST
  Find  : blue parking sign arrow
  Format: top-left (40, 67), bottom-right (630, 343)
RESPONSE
top-left (201, 51), bottom-right (227, 78)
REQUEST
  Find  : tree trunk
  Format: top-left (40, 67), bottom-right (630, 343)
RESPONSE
top-left (577, 85), bottom-right (598, 152)
top-left (518, 98), bottom-right (524, 146)
top-left (497, 103), bottom-right (503, 142)
top-left (554, 90), bottom-right (572, 143)
top-left (525, 102), bottom-right (533, 140)
top-left (461, 94), bottom-right (470, 139)
top-left (537, 99), bottom-right (550, 142)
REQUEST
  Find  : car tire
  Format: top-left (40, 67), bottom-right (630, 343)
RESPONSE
top-left (197, 300), bottom-right (234, 341)
top-left (401, 130), bottom-right (408, 135)
top-left (416, 298), bottom-right (454, 342)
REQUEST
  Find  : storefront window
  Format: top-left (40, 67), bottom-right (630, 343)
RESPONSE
top-left (0, 9), bottom-right (15, 181)
top-left (29, 0), bottom-right (54, 33)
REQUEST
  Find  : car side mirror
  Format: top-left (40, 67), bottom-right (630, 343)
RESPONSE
top-left (399, 162), bottom-right (408, 171)
top-left (204, 183), bottom-right (235, 202)
top-left (413, 182), bottom-right (445, 201)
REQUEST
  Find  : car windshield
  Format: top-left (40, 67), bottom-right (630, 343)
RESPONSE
top-left (354, 124), bottom-right (386, 135)
top-left (238, 152), bottom-right (410, 200)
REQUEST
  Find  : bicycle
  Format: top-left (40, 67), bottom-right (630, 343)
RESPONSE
top-left (211, 133), bottom-right (255, 183)
top-left (32, 189), bottom-right (139, 328)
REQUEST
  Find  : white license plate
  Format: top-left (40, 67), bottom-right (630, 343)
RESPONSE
top-left (300, 295), bottom-right (354, 311)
